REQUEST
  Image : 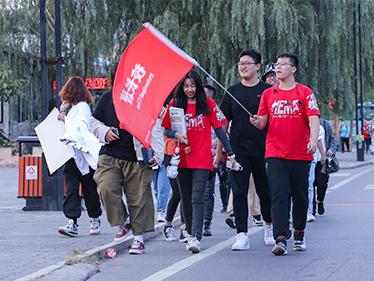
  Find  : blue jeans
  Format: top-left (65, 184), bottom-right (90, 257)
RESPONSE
top-left (308, 161), bottom-right (316, 214)
top-left (152, 166), bottom-right (171, 213)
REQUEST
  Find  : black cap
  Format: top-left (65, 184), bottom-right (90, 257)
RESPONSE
top-left (261, 63), bottom-right (276, 81)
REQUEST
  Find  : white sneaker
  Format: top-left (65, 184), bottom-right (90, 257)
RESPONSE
top-left (58, 219), bottom-right (78, 237)
top-left (186, 236), bottom-right (201, 253)
top-left (157, 212), bottom-right (166, 223)
top-left (307, 213), bottom-right (315, 222)
top-left (179, 229), bottom-right (189, 243)
top-left (264, 224), bottom-right (275, 245)
top-left (231, 232), bottom-right (250, 251)
top-left (163, 226), bottom-right (177, 241)
top-left (89, 217), bottom-right (101, 235)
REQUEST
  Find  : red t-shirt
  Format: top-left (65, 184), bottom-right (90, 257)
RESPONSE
top-left (162, 97), bottom-right (227, 170)
top-left (258, 83), bottom-right (320, 160)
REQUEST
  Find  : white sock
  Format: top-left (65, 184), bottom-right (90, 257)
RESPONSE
top-left (124, 217), bottom-right (130, 224)
top-left (134, 235), bottom-right (144, 243)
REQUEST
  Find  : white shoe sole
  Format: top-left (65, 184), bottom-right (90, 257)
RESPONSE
top-left (264, 239), bottom-right (275, 246)
top-left (129, 249), bottom-right (145, 254)
top-left (58, 228), bottom-right (77, 237)
top-left (231, 244), bottom-right (250, 251)
top-left (89, 230), bottom-right (101, 235)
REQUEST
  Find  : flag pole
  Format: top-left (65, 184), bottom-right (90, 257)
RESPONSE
top-left (197, 65), bottom-right (253, 117)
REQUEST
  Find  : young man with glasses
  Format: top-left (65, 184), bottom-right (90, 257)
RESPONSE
top-left (250, 53), bottom-right (320, 256)
top-left (216, 49), bottom-right (273, 251)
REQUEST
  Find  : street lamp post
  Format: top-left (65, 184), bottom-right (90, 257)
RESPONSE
top-left (353, 0), bottom-right (365, 161)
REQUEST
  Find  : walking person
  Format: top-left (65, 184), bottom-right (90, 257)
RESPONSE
top-left (162, 70), bottom-right (238, 254)
top-left (90, 65), bottom-right (164, 255)
top-left (313, 118), bottom-right (338, 216)
top-left (339, 121), bottom-right (350, 152)
top-left (216, 49), bottom-right (274, 251)
top-left (251, 52), bottom-right (320, 256)
top-left (57, 76), bottom-right (103, 237)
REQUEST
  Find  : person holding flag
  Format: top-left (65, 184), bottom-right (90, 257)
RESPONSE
top-left (162, 69), bottom-right (239, 254)
top-left (90, 65), bottom-right (164, 255)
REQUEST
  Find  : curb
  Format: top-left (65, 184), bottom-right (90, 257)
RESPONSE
top-left (16, 218), bottom-right (181, 281)
top-left (339, 159), bottom-right (374, 170)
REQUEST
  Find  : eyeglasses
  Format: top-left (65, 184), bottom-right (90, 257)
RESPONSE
top-left (237, 62), bottom-right (257, 67)
top-left (274, 62), bottom-right (294, 67)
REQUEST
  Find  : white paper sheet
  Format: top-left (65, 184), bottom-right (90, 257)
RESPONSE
top-left (34, 108), bottom-right (74, 174)
top-left (169, 106), bottom-right (186, 134)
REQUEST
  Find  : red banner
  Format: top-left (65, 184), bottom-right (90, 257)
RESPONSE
top-left (113, 23), bottom-right (196, 147)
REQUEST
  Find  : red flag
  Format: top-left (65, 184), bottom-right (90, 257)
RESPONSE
top-left (113, 23), bottom-right (197, 147)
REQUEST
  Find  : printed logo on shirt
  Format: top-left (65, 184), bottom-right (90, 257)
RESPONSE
top-left (186, 113), bottom-right (205, 129)
top-left (214, 105), bottom-right (226, 122)
top-left (307, 93), bottom-right (319, 111)
top-left (271, 100), bottom-right (301, 118)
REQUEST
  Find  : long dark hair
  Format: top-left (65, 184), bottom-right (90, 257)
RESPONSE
top-left (173, 70), bottom-right (209, 116)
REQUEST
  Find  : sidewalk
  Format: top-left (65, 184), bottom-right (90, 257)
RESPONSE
top-left (335, 150), bottom-right (374, 169)
top-left (0, 167), bottom-right (174, 281)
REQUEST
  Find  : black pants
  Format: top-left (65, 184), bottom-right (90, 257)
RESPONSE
top-left (365, 138), bottom-right (371, 153)
top-left (63, 159), bottom-right (102, 220)
top-left (178, 168), bottom-right (210, 240)
top-left (266, 158), bottom-right (310, 239)
top-left (204, 169), bottom-right (216, 223)
top-left (218, 162), bottom-right (229, 209)
top-left (231, 155), bottom-right (272, 233)
top-left (313, 161), bottom-right (329, 208)
top-left (341, 137), bottom-right (350, 152)
top-left (165, 177), bottom-right (185, 224)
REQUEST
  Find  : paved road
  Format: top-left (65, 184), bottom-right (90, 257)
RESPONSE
top-left (87, 165), bottom-right (374, 281)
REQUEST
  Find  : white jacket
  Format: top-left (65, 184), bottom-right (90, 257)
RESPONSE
top-left (60, 102), bottom-right (103, 174)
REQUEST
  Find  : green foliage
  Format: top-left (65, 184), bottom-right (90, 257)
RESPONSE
top-left (0, 0), bottom-right (373, 120)
top-left (0, 65), bottom-right (24, 101)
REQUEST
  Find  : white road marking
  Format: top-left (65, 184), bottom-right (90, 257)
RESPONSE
top-left (364, 184), bottom-right (374, 190)
top-left (330, 173), bottom-right (351, 177)
top-left (141, 227), bottom-right (262, 281)
top-left (328, 166), bottom-right (374, 191)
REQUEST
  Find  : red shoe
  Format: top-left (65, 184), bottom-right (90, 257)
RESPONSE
top-left (129, 239), bottom-right (145, 254)
top-left (114, 223), bottom-right (131, 240)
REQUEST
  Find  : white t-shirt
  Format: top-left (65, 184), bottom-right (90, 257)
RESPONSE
top-left (314, 125), bottom-right (325, 162)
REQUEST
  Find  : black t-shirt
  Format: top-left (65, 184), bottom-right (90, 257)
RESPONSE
top-left (92, 91), bottom-right (137, 161)
top-left (220, 81), bottom-right (272, 157)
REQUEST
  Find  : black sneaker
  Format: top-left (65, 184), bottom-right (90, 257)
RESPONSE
top-left (272, 236), bottom-right (287, 256)
top-left (317, 202), bottom-right (325, 215)
top-left (225, 215), bottom-right (236, 229)
top-left (203, 221), bottom-right (212, 236)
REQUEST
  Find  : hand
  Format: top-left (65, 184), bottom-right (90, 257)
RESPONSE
top-left (213, 150), bottom-right (224, 166)
top-left (175, 132), bottom-right (188, 144)
top-left (148, 157), bottom-right (158, 167)
top-left (57, 111), bottom-right (65, 121)
top-left (326, 149), bottom-right (333, 157)
top-left (250, 115), bottom-right (260, 127)
top-left (307, 140), bottom-right (317, 154)
top-left (105, 127), bottom-right (120, 143)
top-left (59, 101), bottom-right (70, 113)
top-left (320, 154), bottom-right (326, 165)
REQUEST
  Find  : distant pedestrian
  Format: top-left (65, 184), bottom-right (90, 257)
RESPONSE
top-left (251, 52), bottom-right (320, 256)
top-left (261, 63), bottom-right (279, 86)
top-left (313, 118), bottom-right (337, 216)
top-left (339, 121), bottom-right (350, 152)
top-left (57, 76), bottom-right (103, 237)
